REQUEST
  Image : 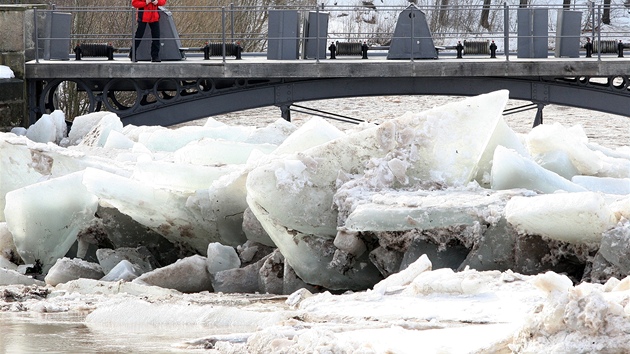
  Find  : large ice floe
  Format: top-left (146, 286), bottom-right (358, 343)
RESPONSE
top-left (3, 90), bottom-right (630, 351)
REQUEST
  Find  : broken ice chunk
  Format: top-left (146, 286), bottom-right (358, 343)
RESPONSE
top-left (133, 255), bottom-right (213, 293)
top-left (342, 188), bottom-right (528, 234)
top-left (206, 242), bottom-right (241, 274)
top-left (248, 91), bottom-right (510, 237)
top-left (44, 257), bottom-right (104, 286)
top-left (598, 223), bottom-right (630, 274)
top-left (247, 196), bottom-right (382, 290)
top-left (474, 118), bottom-right (528, 188)
top-left (5, 171), bottom-right (99, 274)
top-left (0, 268), bottom-right (45, 286)
top-left (571, 175), bottom-right (630, 195)
top-left (372, 254), bottom-right (432, 294)
top-left (131, 160), bottom-right (239, 192)
top-left (505, 192), bottom-right (618, 244)
top-left (79, 113), bottom-right (123, 148)
top-left (173, 139), bottom-right (277, 165)
top-left (533, 150), bottom-right (580, 180)
top-left (273, 117), bottom-right (345, 155)
top-left (100, 260), bottom-right (143, 282)
top-left (247, 91), bottom-right (509, 289)
top-left (526, 122), bottom-right (602, 176)
top-left (68, 111), bottom-right (114, 146)
top-left (138, 125), bottom-right (255, 152)
top-left (491, 145), bottom-right (587, 193)
top-left (96, 247), bottom-right (157, 274)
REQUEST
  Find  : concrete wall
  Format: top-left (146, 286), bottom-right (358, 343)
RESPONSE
top-left (0, 4), bottom-right (47, 129)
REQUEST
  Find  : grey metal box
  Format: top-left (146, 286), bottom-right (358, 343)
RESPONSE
top-left (303, 11), bottom-right (328, 59)
top-left (44, 12), bottom-right (71, 60)
top-left (387, 5), bottom-right (437, 60)
top-left (267, 10), bottom-right (300, 60)
top-left (517, 8), bottom-right (548, 58)
top-left (135, 7), bottom-right (184, 61)
top-left (555, 10), bottom-right (582, 58)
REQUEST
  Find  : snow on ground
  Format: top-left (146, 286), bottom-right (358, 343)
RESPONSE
top-left (0, 65), bottom-right (14, 79)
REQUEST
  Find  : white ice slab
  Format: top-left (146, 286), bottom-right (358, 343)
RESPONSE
top-left (572, 175), bottom-right (630, 195)
top-left (491, 146), bottom-right (587, 193)
top-left (5, 171), bottom-right (99, 274)
top-left (505, 192), bottom-right (618, 243)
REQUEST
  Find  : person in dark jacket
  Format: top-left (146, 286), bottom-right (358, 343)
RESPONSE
top-left (584, 37), bottom-right (593, 58)
top-left (131, 0), bottom-right (167, 62)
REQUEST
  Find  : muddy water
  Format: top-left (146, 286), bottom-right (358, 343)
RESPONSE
top-left (0, 312), bottom-right (217, 353)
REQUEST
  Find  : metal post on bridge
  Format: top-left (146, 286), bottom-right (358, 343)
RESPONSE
top-left (230, 3), bottom-right (235, 43)
top-left (316, 4), bottom-right (320, 64)
top-left (597, 4), bottom-right (602, 61)
top-left (34, 8), bottom-right (39, 63)
top-left (503, 3), bottom-right (509, 61)
top-left (130, 7), bottom-right (135, 63)
top-left (410, 6), bottom-right (414, 63)
top-left (222, 7), bottom-right (226, 64)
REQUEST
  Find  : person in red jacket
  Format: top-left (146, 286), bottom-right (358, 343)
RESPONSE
top-left (131, 0), bottom-right (166, 62)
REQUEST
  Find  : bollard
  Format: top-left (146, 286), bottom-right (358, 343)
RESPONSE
top-left (235, 42), bottom-right (242, 60)
top-left (328, 42), bottom-right (336, 59)
top-left (73, 43), bottom-right (82, 60)
top-left (203, 42), bottom-right (210, 60)
top-left (456, 41), bottom-right (463, 58)
top-left (361, 41), bottom-right (368, 59)
top-left (584, 38), bottom-right (593, 58)
top-left (490, 40), bottom-right (497, 58)
top-left (106, 43), bottom-right (114, 60)
top-left (618, 40), bottom-right (624, 58)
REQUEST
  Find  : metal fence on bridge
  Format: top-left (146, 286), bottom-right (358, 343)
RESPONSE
top-left (31, 3), bottom-right (630, 63)
top-left (23, 3), bottom-right (630, 126)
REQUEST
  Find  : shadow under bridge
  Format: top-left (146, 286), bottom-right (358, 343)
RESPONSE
top-left (43, 75), bottom-right (630, 126)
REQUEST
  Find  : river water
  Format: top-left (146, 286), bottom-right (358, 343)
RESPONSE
top-left (1, 95), bottom-right (629, 353)
top-left (202, 96), bottom-right (630, 148)
top-left (0, 310), bottom-right (235, 353)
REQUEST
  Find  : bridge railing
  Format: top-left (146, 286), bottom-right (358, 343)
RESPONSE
top-left (30, 3), bottom-right (630, 62)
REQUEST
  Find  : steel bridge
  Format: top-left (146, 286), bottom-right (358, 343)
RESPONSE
top-left (22, 4), bottom-right (630, 126)
top-left (25, 56), bottom-right (630, 126)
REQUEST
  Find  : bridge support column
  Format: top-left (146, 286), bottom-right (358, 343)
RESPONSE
top-left (279, 104), bottom-right (291, 122)
top-left (533, 103), bottom-right (545, 127)
top-left (0, 4), bottom-right (47, 130)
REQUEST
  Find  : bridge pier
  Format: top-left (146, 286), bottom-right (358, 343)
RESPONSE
top-left (279, 104), bottom-right (291, 122)
top-left (533, 103), bottom-right (545, 127)
top-left (0, 4), bottom-right (47, 130)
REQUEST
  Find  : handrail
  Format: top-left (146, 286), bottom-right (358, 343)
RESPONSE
top-left (30, 3), bottom-right (620, 62)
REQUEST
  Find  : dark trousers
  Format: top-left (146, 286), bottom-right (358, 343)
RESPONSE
top-left (134, 21), bottom-right (161, 60)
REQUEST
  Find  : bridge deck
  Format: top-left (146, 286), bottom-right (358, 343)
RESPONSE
top-left (25, 54), bottom-right (630, 80)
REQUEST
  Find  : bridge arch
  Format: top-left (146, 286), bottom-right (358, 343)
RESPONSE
top-left (94, 76), bottom-right (629, 127)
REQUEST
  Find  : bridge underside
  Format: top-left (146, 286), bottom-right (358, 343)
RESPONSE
top-left (30, 75), bottom-right (630, 127)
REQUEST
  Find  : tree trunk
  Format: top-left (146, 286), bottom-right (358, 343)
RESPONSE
top-left (603, 0), bottom-right (611, 24)
top-left (438, 0), bottom-right (449, 27)
top-left (480, 0), bottom-right (491, 30)
top-left (562, 0), bottom-right (571, 10)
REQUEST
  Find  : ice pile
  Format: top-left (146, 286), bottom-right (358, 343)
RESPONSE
top-left (2, 90), bottom-right (630, 293)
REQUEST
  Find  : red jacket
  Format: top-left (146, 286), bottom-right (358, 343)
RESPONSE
top-left (132, 0), bottom-right (166, 23)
